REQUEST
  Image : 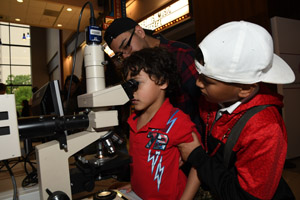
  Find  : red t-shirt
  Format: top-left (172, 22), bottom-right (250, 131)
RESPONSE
top-left (127, 98), bottom-right (198, 200)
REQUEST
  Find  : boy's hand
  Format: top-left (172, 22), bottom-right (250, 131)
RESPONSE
top-left (179, 132), bottom-right (201, 161)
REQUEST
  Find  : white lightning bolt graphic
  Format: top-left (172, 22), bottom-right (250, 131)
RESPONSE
top-left (154, 156), bottom-right (164, 191)
top-left (147, 150), bottom-right (160, 173)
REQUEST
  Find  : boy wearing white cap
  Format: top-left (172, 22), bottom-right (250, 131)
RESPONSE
top-left (179, 21), bottom-right (295, 199)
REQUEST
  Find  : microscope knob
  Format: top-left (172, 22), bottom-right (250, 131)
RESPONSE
top-left (46, 188), bottom-right (70, 200)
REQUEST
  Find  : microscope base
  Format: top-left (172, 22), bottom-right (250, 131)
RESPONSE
top-left (36, 130), bottom-right (108, 200)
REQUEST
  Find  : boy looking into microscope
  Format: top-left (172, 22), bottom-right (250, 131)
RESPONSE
top-left (120, 47), bottom-right (200, 199)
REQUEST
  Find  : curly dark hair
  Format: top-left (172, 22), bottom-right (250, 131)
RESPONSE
top-left (122, 47), bottom-right (180, 99)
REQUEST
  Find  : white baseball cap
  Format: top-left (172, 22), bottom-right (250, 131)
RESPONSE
top-left (195, 21), bottom-right (295, 84)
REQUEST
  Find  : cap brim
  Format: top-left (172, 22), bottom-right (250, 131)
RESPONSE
top-left (195, 53), bottom-right (295, 85)
top-left (262, 54), bottom-right (295, 84)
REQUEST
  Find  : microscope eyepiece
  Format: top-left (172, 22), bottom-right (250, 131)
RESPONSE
top-left (121, 79), bottom-right (139, 100)
top-left (127, 79), bottom-right (139, 92)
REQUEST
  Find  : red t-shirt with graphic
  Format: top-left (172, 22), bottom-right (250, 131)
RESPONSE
top-left (127, 98), bottom-right (198, 200)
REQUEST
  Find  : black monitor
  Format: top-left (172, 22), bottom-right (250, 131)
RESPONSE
top-left (31, 80), bottom-right (64, 117)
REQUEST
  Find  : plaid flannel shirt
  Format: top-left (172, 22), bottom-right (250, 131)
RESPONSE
top-left (157, 34), bottom-right (201, 128)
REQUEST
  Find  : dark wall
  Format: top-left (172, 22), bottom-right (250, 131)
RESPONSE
top-left (268, 0), bottom-right (300, 20)
top-left (178, 33), bottom-right (197, 49)
top-left (192, 0), bottom-right (270, 43)
top-left (192, 0), bottom-right (300, 44)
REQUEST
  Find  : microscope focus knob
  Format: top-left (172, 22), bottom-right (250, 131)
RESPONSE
top-left (46, 188), bottom-right (70, 200)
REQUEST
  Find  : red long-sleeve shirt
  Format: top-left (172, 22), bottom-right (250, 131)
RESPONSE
top-left (189, 84), bottom-right (291, 199)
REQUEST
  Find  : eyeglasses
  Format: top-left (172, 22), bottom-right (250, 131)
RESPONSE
top-left (114, 28), bottom-right (135, 62)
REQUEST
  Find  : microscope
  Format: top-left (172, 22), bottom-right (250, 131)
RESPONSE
top-left (15, 72), bottom-right (136, 200)
top-left (0, 2), bottom-right (138, 200)
top-left (32, 30), bottom-right (136, 200)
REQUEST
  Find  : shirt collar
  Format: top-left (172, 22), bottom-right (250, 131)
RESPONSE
top-left (218, 101), bottom-right (242, 114)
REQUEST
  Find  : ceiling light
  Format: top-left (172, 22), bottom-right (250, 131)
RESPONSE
top-left (67, 8), bottom-right (72, 12)
top-left (15, 18), bottom-right (21, 21)
top-left (17, 0), bottom-right (23, 2)
top-left (57, 24), bottom-right (62, 27)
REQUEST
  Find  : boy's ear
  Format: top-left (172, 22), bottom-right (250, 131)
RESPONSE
top-left (238, 83), bottom-right (258, 98)
top-left (160, 82), bottom-right (168, 90)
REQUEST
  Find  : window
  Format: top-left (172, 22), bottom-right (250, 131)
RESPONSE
top-left (0, 22), bottom-right (32, 114)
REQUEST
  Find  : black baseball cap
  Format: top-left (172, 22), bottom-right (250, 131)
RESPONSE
top-left (104, 17), bottom-right (138, 46)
